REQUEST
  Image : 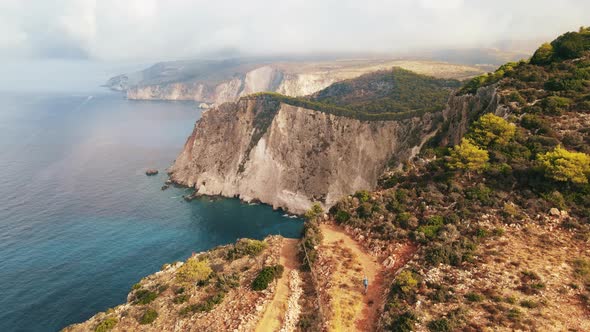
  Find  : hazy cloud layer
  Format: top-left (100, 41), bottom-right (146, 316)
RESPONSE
top-left (1, 0), bottom-right (589, 61)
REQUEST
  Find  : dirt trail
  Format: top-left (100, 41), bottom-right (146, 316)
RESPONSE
top-left (320, 224), bottom-right (384, 332)
top-left (255, 238), bottom-right (300, 332)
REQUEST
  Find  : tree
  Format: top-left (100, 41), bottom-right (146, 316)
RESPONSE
top-left (468, 113), bottom-right (516, 148)
top-left (447, 138), bottom-right (489, 176)
top-left (538, 146), bottom-right (590, 184)
top-left (530, 43), bottom-right (554, 65)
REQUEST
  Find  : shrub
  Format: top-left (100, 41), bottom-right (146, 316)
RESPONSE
top-left (530, 43), bottom-right (554, 65)
top-left (181, 292), bottom-right (226, 315)
top-left (469, 113), bottom-right (516, 148)
top-left (465, 292), bottom-right (484, 302)
top-left (391, 270), bottom-right (419, 297)
top-left (173, 294), bottom-right (188, 304)
top-left (357, 202), bottom-right (374, 219)
top-left (354, 190), bottom-right (371, 203)
top-left (573, 258), bottom-right (590, 285)
top-left (94, 317), bottom-right (118, 332)
top-left (417, 215), bottom-right (444, 240)
top-left (385, 310), bottom-right (417, 332)
top-left (447, 138), bottom-right (489, 175)
top-left (539, 96), bottom-right (571, 115)
top-left (228, 239), bottom-right (268, 260)
top-left (138, 308), bottom-right (158, 325)
top-left (176, 258), bottom-right (213, 283)
top-left (133, 289), bottom-right (158, 305)
top-left (304, 203), bottom-right (324, 220)
top-left (428, 318), bottom-right (452, 332)
top-left (520, 114), bottom-right (553, 136)
top-left (542, 191), bottom-right (567, 210)
top-left (465, 184), bottom-right (493, 205)
top-left (519, 300), bottom-right (539, 308)
top-left (538, 146), bottom-right (590, 184)
top-left (334, 210), bottom-right (351, 223)
top-left (252, 265), bottom-right (284, 291)
top-left (131, 283), bottom-right (142, 291)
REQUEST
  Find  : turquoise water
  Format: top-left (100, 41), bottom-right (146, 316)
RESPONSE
top-left (0, 92), bottom-right (303, 332)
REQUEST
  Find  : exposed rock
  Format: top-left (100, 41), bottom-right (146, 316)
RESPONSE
top-left (107, 60), bottom-right (486, 104)
top-left (146, 169), bottom-right (159, 176)
top-left (169, 97), bottom-right (439, 214)
top-left (549, 208), bottom-right (561, 217)
top-left (383, 256), bottom-right (396, 269)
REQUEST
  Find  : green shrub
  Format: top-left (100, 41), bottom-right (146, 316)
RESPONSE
top-left (228, 239), bottom-right (268, 260)
top-left (530, 43), bottom-right (554, 65)
top-left (447, 138), bottom-right (489, 175)
top-left (354, 190), bottom-right (371, 203)
top-left (94, 317), bottom-right (118, 332)
top-left (173, 294), bottom-right (188, 304)
top-left (427, 318), bottom-right (452, 332)
top-left (465, 292), bottom-right (484, 302)
top-left (385, 310), bottom-right (417, 332)
top-left (176, 258), bottom-right (213, 283)
top-left (538, 146), bottom-right (590, 184)
top-left (542, 191), bottom-right (567, 210)
top-left (356, 202), bottom-right (374, 219)
top-left (131, 283), bottom-right (141, 291)
top-left (252, 265), bottom-right (284, 291)
top-left (304, 203), bottom-right (324, 221)
top-left (181, 292), bottom-right (226, 315)
top-left (468, 113), bottom-right (516, 148)
top-left (465, 184), bottom-right (493, 205)
top-left (520, 114), bottom-right (553, 136)
top-left (138, 308), bottom-right (158, 325)
top-left (573, 258), bottom-right (590, 285)
top-left (133, 289), bottom-right (158, 305)
top-left (539, 96), bottom-right (572, 115)
top-left (391, 270), bottom-right (420, 298)
top-left (519, 300), bottom-right (539, 308)
top-left (417, 215), bottom-right (444, 240)
top-left (334, 210), bottom-right (351, 223)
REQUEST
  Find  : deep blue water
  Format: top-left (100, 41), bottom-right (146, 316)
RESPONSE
top-left (0, 92), bottom-right (303, 332)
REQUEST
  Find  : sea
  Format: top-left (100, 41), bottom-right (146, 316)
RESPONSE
top-left (0, 90), bottom-right (303, 332)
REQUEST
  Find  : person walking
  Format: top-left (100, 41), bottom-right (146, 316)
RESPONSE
top-left (363, 275), bottom-right (369, 294)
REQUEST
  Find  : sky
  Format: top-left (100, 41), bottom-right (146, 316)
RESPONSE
top-left (1, 0), bottom-right (589, 62)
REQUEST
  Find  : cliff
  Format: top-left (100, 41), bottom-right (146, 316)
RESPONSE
top-left (107, 59), bottom-right (486, 105)
top-left (169, 97), bottom-right (439, 214)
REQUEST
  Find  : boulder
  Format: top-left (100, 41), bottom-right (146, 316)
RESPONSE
top-left (549, 208), bottom-right (561, 217)
top-left (146, 169), bottom-right (159, 176)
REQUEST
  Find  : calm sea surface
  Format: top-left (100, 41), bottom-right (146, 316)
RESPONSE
top-left (0, 91), bottom-right (302, 332)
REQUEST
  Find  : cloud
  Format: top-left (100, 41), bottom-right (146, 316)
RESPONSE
top-left (1, 0), bottom-right (589, 61)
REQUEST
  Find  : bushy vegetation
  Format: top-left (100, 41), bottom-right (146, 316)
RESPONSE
top-left (300, 204), bottom-right (324, 269)
top-left (132, 289), bottom-right (158, 305)
top-left (538, 146), bottom-right (590, 184)
top-left (247, 67), bottom-right (458, 121)
top-left (252, 265), bottom-right (284, 291)
top-left (94, 317), bottom-right (117, 332)
top-left (227, 239), bottom-right (268, 260)
top-left (138, 308), bottom-right (158, 325)
top-left (175, 257), bottom-right (213, 283)
top-left (180, 292), bottom-right (226, 315)
top-left (447, 138), bottom-right (489, 175)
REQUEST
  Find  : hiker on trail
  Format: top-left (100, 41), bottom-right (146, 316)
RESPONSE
top-left (363, 275), bottom-right (369, 294)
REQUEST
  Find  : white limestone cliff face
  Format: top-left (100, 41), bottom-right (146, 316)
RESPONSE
top-left (169, 97), bottom-right (439, 214)
top-left (117, 60), bottom-right (485, 104)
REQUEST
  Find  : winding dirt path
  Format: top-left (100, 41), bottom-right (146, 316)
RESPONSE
top-left (255, 238), bottom-right (300, 332)
top-left (320, 224), bottom-right (385, 332)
